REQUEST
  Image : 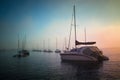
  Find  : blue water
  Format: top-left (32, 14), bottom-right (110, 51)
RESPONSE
top-left (0, 49), bottom-right (120, 80)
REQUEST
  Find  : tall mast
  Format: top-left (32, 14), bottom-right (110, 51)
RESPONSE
top-left (48, 38), bottom-right (50, 50)
top-left (56, 38), bottom-right (57, 49)
top-left (22, 36), bottom-right (24, 50)
top-left (84, 27), bottom-right (86, 42)
top-left (43, 40), bottom-right (45, 50)
top-left (22, 35), bottom-right (26, 50)
top-left (65, 37), bottom-right (66, 50)
top-left (18, 34), bottom-right (19, 50)
top-left (73, 5), bottom-right (77, 49)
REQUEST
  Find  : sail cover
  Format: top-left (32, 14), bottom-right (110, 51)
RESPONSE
top-left (75, 40), bottom-right (96, 45)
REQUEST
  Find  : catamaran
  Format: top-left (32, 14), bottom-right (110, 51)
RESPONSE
top-left (60, 5), bottom-right (109, 62)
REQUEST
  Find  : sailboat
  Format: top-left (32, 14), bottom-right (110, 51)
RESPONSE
top-left (13, 35), bottom-right (29, 57)
top-left (42, 40), bottom-right (47, 52)
top-left (60, 5), bottom-right (109, 62)
top-left (32, 49), bottom-right (42, 52)
top-left (47, 39), bottom-right (53, 53)
top-left (32, 44), bottom-right (42, 52)
top-left (55, 38), bottom-right (61, 53)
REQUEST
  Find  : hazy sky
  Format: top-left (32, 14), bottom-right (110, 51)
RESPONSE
top-left (0, 0), bottom-right (120, 50)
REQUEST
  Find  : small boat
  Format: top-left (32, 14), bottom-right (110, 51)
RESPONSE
top-left (55, 38), bottom-right (61, 53)
top-left (32, 49), bottom-right (42, 52)
top-left (46, 39), bottom-right (53, 53)
top-left (43, 49), bottom-right (47, 52)
top-left (47, 49), bottom-right (53, 53)
top-left (32, 44), bottom-right (42, 52)
top-left (60, 5), bottom-right (109, 62)
top-left (13, 50), bottom-right (29, 57)
top-left (55, 49), bottom-right (61, 53)
top-left (42, 40), bottom-right (53, 53)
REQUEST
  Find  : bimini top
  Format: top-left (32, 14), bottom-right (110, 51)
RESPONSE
top-left (75, 40), bottom-right (96, 45)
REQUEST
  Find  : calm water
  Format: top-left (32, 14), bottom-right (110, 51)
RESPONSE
top-left (0, 49), bottom-right (120, 80)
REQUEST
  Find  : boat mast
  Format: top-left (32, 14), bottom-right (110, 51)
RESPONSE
top-left (43, 40), bottom-right (45, 50)
top-left (22, 35), bottom-right (26, 50)
top-left (48, 38), bottom-right (49, 50)
top-left (84, 27), bottom-right (86, 42)
top-left (56, 38), bottom-right (57, 49)
top-left (18, 34), bottom-right (19, 51)
top-left (73, 5), bottom-right (77, 49)
top-left (65, 37), bottom-right (67, 50)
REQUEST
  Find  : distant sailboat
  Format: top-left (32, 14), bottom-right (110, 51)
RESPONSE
top-left (60, 5), bottom-right (109, 62)
top-left (47, 39), bottom-right (53, 53)
top-left (32, 49), bottom-right (42, 52)
top-left (55, 38), bottom-right (61, 53)
top-left (43, 40), bottom-right (47, 52)
top-left (13, 34), bottom-right (29, 57)
top-left (62, 37), bottom-right (69, 53)
top-left (32, 44), bottom-right (42, 52)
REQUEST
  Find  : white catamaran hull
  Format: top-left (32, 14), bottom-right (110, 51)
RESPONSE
top-left (60, 53), bottom-right (98, 62)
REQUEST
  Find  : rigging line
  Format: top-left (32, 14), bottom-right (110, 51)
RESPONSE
top-left (68, 8), bottom-right (74, 50)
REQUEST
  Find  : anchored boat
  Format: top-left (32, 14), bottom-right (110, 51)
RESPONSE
top-left (13, 35), bottom-right (29, 57)
top-left (60, 5), bottom-right (109, 62)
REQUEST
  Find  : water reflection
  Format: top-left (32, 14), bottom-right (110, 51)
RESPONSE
top-left (60, 61), bottom-right (103, 80)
